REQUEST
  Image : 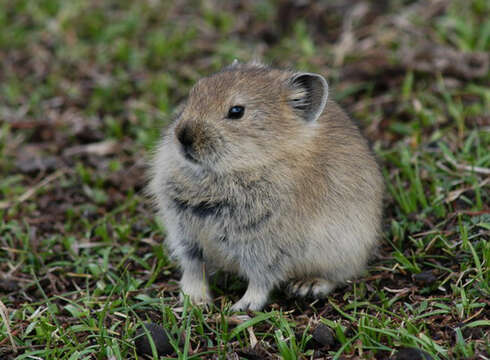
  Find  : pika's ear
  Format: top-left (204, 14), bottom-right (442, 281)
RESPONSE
top-left (288, 72), bottom-right (328, 122)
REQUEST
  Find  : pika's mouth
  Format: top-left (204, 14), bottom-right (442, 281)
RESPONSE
top-left (182, 147), bottom-right (198, 163)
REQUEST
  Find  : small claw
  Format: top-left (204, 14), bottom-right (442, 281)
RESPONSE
top-left (180, 291), bottom-right (212, 306)
top-left (231, 296), bottom-right (267, 312)
top-left (289, 278), bottom-right (335, 298)
top-left (230, 301), bottom-right (250, 312)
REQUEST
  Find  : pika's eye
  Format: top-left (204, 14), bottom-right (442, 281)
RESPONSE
top-left (227, 105), bottom-right (245, 120)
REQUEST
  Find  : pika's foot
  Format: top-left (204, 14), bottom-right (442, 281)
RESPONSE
top-left (288, 278), bottom-right (335, 298)
top-left (180, 278), bottom-right (212, 306)
top-left (179, 289), bottom-right (212, 306)
top-left (231, 296), bottom-right (267, 312)
top-left (231, 285), bottom-right (269, 312)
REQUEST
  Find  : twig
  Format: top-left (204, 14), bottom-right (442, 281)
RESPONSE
top-left (0, 170), bottom-right (63, 210)
top-left (444, 154), bottom-right (490, 175)
top-left (247, 326), bottom-right (258, 348)
top-left (445, 178), bottom-right (490, 203)
top-left (0, 300), bottom-right (17, 353)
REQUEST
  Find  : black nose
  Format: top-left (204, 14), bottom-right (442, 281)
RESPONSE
top-left (177, 126), bottom-right (193, 151)
top-left (176, 126), bottom-right (197, 162)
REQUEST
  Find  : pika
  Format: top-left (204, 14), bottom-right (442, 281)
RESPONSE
top-left (149, 61), bottom-right (383, 311)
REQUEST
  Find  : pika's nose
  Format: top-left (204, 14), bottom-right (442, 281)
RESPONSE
top-left (176, 126), bottom-right (194, 151)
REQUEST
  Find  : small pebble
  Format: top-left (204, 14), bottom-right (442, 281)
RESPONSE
top-left (393, 347), bottom-right (433, 360)
top-left (134, 322), bottom-right (173, 356)
top-left (0, 278), bottom-right (20, 292)
top-left (413, 271), bottom-right (437, 285)
top-left (312, 323), bottom-right (335, 347)
top-left (15, 155), bottom-right (59, 174)
top-left (236, 346), bottom-right (269, 360)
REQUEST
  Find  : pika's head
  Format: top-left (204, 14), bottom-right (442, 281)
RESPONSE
top-left (173, 61), bottom-right (328, 172)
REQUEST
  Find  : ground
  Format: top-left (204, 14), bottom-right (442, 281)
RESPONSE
top-left (0, 0), bottom-right (489, 359)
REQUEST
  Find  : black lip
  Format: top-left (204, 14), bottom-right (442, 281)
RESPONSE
top-left (182, 147), bottom-right (198, 163)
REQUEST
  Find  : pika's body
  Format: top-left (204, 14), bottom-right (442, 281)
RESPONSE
top-left (149, 62), bottom-right (383, 311)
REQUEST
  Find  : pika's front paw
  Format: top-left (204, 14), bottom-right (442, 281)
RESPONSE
top-left (180, 289), bottom-right (212, 306)
top-left (231, 290), bottom-right (269, 312)
top-left (230, 298), bottom-right (264, 312)
top-left (288, 278), bottom-right (335, 298)
top-left (180, 279), bottom-right (212, 306)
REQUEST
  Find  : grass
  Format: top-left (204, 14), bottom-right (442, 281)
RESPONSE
top-left (0, 0), bottom-right (489, 359)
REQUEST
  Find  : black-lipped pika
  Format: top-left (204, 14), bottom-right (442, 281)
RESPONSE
top-left (149, 61), bottom-right (384, 311)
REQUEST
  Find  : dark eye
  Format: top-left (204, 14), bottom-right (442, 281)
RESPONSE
top-left (227, 105), bottom-right (245, 119)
